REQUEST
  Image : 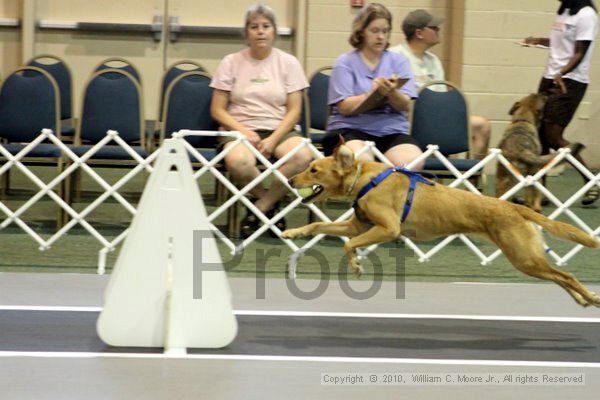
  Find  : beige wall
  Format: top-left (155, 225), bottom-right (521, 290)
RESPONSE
top-left (0, 0), bottom-right (21, 77)
top-left (34, 0), bottom-right (166, 120)
top-left (304, 0), bottom-right (451, 77)
top-left (4, 0), bottom-right (599, 167)
top-left (305, 0), bottom-right (599, 168)
top-left (27, 0), bottom-right (295, 120)
top-left (461, 0), bottom-right (599, 168)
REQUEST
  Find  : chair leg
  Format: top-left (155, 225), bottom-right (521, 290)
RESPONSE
top-left (72, 168), bottom-right (82, 203)
top-left (227, 200), bottom-right (240, 239)
top-left (66, 164), bottom-right (79, 222)
top-left (1, 169), bottom-right (10, 197)
top-left (216, 178), bottom-right (226, 204)
top-left (56, 159), bottom-right (67, 229)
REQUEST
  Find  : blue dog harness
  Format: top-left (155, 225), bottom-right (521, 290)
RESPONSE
top-left (353, 166), bottom-right (434, 223)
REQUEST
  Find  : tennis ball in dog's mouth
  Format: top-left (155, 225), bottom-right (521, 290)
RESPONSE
top-left (297, 187), bottom-right (314, 198)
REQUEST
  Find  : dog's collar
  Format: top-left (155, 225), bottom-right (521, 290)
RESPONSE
top-left (345, 164), bottom-right (363, 197)
top-left (353, 166), bottom-right (434, 223)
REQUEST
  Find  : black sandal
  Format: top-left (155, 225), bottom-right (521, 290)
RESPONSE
top-left (265, 203), bottom-right (287, 238)
top-left (582, 185), bottom-right (599, 207)
top-left (240, 212), bottom-right (260, 239)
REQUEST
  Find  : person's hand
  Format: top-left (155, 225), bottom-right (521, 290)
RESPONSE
top-left (243, 129), bottom-right (261, 147)
top-left (388, 75), bottom-right (403, 90)
top-left (372, 77), bottom-right (395, 97)
top-left (553, 73), bottom-right (567, 94)
top-left (257, 135), bottom-right (277, 158)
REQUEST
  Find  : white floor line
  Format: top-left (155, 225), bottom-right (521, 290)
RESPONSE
top-left (0, 306), bottom-right (102, 312)
top-left (453, 282), bottom-right (542, 286)
top-left (0, 351), bottom-right (599, 368)
top-left (2, 305), bottom-right (600, 323)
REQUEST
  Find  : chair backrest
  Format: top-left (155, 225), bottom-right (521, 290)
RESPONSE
top-left (26, 54), bottom-right (72, 120)
top-left (410, 80), bottom-right (470, 155)
top-left (301, 66), bottom-right (332, 136)
top-left (0, 66), bottom-right (60, 142)
top-left (161, 71), bottom-right (218, 148)
top-left (158, 60), bottom-right (206, 123)
top-left (77, 68), bottom-right (144, 146)
top-left (94, 57), bottom-right (141, 84)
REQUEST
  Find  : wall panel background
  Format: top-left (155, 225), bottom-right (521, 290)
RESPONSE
top-left (0, 0), bottom-right (21, 77)
top-left (3, 0), bottom-right (598, 167)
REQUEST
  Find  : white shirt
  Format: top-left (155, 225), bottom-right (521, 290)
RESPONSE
top-left (544, 6), bottom-right (598, 83)
top-left (388, 43), bottom-right (445, 89)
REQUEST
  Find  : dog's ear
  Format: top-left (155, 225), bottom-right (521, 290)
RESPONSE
top-left (333, 143), bottom-right (354, 170)
top-left (508, 101), bottom-right (521, 115)
top-left (332, 134), bottom-right (346, 154)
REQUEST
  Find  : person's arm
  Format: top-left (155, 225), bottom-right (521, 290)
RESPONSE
top-left (336, 77), bottom-right (399, 116)
top-left (336, 91), bottom-right (377, 116)
top-left (524, 36), bottom-right (550, 47)
top-left (210, 89), bottom-right (260, 146)
top-left (257, 90), bottom-right (303, 157)
top-left (553, 40), bottom-right (593, 93)
top-left (386, 76), bottom-right (411, 112)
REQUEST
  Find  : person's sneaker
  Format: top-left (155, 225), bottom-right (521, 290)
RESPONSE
top-left (511, 196), bottom-right (526, 205)
top-left (512, 196), bottom-right (550, 206)
top-left (582, 186), bottom-right (599, 207)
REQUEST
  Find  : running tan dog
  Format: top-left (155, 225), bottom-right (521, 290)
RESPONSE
top-left (496, 93), bottom-right (583, 211)
top-left (282, 139), bottom-right (600, 307)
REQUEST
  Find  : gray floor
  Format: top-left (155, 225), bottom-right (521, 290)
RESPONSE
top-left (2, 310), bottom-right (600, 363)
top-left (1, 272), bottom-right (600, 399)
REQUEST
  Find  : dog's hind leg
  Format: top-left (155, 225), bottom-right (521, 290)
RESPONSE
top-left (495, 165), bottom-right (511, 198)
top-left (526, 186), bottom-right (543, 212)
top-left (553, 281), bottom-right (590, 307)
top-left (491, 222), bottom-right (600, 307)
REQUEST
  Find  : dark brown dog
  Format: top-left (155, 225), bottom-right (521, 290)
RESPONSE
top-left (282, 140), bottom-right (600, 307)
top-left (496, 93), bottom-right (584, 211)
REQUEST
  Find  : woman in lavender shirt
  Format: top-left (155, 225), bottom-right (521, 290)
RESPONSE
top-left (325, 3), bottom-right (424, 169)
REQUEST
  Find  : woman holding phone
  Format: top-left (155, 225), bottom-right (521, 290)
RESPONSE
top-left (324, 3), bottom-right (424, 169)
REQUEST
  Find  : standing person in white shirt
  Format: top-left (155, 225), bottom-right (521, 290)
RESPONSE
top-left (389, 9), bottom-right (492, 161)
top-left (524, 0), bottom-right (598, 206)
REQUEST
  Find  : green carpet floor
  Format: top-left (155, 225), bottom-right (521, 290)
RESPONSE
top-left (1, 166), bottom-right (598, 283)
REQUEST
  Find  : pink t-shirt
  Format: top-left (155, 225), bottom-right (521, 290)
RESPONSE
top-left (210, 47), bottom-right (309, 130)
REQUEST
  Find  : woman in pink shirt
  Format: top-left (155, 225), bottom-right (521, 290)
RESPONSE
top-left (211, 4), bottom-right (311, 238)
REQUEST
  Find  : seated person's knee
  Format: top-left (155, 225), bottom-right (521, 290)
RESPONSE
top-left (225, 154), bottom-right (255, 176)
top-left (470, 115), bottom-right (491, 136)
top-left (289, 151), bottom-right (312, 174)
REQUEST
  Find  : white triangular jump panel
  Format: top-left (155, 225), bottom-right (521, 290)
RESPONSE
top-left (97, 138), bottom-right (237, 350)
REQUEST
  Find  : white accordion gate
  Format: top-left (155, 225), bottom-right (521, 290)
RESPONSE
top-left (1, 129), bottom-right (599, 275)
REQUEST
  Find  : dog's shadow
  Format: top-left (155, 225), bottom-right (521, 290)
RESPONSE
top-left (245, 319), bottom-right (595, 356)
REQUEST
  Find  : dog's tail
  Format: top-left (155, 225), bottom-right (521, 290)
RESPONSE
top-left (517, 143), bottom-right (585, 167)
top-left (512, 204), bottom-right (600, 248)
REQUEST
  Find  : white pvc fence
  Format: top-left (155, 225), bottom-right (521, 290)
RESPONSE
top-left (1, 129), bottom-right (598, 275)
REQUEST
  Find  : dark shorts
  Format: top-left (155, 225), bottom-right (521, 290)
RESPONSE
top-left (538, 77), bottom-right (588, 127)
top-left (218, 129), bottom-right (301, 150)
top-left (322, 128), bottom-right (421, 156)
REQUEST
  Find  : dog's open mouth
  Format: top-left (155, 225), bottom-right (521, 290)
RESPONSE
top-left (297, 185), bottom-right (323, 203)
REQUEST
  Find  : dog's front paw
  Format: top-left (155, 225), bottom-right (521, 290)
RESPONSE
top-left (281, 228), bottom-right (307, 239)
top-left (349, 259), bottom-right (364, 278)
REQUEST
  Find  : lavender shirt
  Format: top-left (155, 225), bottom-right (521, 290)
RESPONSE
top-left (327, 50), bottom-right (417, 137)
